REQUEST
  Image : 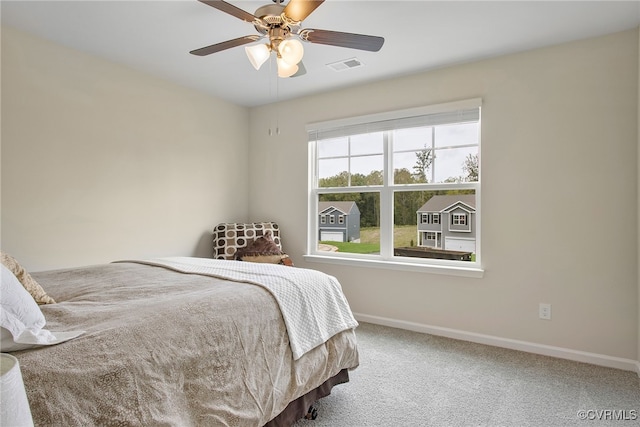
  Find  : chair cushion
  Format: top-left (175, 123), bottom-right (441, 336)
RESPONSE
top-left (213, 222), bottom-right (282, 260)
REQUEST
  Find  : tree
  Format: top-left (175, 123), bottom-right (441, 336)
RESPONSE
top-left (394, 168), bottom-right (415, 184)
top-left (462, 154), bottom-right (479, 182)
top-left (413, 147), bottom-right (433, 183)
top-left (319, 171), bottom-right (349, 187)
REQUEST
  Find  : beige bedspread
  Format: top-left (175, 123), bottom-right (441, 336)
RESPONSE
top-left (14, 261), bottom-right (359, 426)
top-left (124, 257), bottom-right (359, 360)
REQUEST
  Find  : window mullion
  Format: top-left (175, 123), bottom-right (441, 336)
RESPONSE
top-left (379, 131), bottom-right (393, 258)
top-left (347, 136), bottom-right (351, 187)
top-left (431, 126), bottom-right (436, 183)
top-left (307, 139), bottom-right (319, 254)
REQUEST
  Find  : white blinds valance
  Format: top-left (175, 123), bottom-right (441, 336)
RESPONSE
top-left (307, 98), bottom-right (481, 141)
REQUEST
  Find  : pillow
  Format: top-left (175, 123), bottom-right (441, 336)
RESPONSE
top-left (235, 231), bottom-right (286, 264)
top-left (1, 251), bottom-right (55, 304)
top-left (1, 265), bottom-right (84, 352)
top-left (0, 264), bottom-right (46, 340)
top-left (213, 222), bottom-right (282, 260)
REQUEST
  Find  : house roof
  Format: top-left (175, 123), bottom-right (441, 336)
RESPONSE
top-left (417, 195), bottom-right (476, 213)
top-left (319, 201), bottom-right (358, 215)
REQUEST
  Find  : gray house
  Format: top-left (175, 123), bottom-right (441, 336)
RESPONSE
top-left (318, 201), bottom-right (360, 243)
top-left (416, 194), bottom-right (476, 253)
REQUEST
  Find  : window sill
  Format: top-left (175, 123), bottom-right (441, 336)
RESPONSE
top-left (303, 254), bottom-right (484, 278)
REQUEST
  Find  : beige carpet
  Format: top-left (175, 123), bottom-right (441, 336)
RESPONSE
top-left (294, 322), bottom-right (640, 426)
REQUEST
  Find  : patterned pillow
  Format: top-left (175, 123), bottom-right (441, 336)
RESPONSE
top-left (212, 222), bottom-right (282, 260)
top-left (1, 252), bottom-right (56, 305)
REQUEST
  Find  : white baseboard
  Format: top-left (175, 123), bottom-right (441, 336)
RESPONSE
top-left (354, 313), bottom-right (640, 375)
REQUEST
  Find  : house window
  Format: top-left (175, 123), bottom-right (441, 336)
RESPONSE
top-left (307, 98), bottom-right (481, 274)
top-left (338, 215), bottom-right (345, 224)
top-left (329, 216), bottom-right (335, 224)
top-left (426, 232), bottom-right (437, 240)
top-left (452, 214), bottom-right (467, 226)
top-left (422, 213), bottom-right (440, 225)
top-left (320, 215), bottom-right (326, 224)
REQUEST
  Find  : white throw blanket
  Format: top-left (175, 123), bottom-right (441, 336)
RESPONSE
top-left (122, 257), bottom-right (358, 359)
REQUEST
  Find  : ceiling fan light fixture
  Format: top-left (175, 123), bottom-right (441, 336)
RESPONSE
top-left (277, 57), bottom-right (299, 78)
top-left (192, 0), bottom-right (385, 79)
top-left (278, 38), bottom-right (304, 66)
top-left (245, 43), bottom-right (271, 70)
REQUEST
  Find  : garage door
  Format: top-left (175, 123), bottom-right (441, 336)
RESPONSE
top-left (321, 231), bottom-right (344, 242)
top-left (445, 237), bottom-right (475, 253)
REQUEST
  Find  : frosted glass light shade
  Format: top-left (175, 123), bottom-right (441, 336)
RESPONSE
top-left (1, 354), bottom-right (34, 427)
top-left (277, 57), bottom-right (299, 78)
top-left (245, 44), bottom-right (270, 70)
top-left (278, 38), bottom-right (304, 65)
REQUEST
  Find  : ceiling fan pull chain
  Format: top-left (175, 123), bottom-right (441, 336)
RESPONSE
top-left (274, 75), bottom-right (280, 135)
top-left (268, 56), bottom-right (273, 136)
top-left (267, 54), bottom-right (280, 136)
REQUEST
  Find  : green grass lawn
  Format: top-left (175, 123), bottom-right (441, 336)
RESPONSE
top-left (320, 225), bottom-right (476, 261)
top-left (320, 225), bottom-right (416, 254)
top-left (324, 241), bottom-right (380, 254)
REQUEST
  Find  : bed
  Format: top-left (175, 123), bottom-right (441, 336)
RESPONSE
top-left (3, 255), bottom-right (360, 426)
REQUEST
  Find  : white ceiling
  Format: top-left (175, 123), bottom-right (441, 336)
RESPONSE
top-left (2, 1), bottom-right (639, 107)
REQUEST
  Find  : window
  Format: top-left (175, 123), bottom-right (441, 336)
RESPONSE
top-left (452, 214), bottom-right (467, 226)
top-left (422, 213), bottom-right (442, 225)
top-left (307, 99), bottom-right (481, 275)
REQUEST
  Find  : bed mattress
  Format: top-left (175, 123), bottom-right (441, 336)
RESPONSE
top-left (14, 260), bottom-right (359, 426)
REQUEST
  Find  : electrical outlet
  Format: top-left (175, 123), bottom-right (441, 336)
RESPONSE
top-left (539, 303), bottom-right (552, 320)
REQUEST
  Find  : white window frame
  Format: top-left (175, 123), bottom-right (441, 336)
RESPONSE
top-left (305, 99), bottom-right (483, 278)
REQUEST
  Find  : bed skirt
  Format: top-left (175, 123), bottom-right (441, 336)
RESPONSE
top-left (264, 369), bottom-right (350, 427)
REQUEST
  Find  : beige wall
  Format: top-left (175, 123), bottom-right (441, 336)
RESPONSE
top-left (1, 25), bottom-right (638, 363)
top-left (1, 27), bottom-right (250, 271)
top-left (249, 29), bottom-right (639, 361)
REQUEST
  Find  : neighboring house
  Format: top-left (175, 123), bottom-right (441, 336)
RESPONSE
top-left (416, 194), bottom-right (476, 253)
top-left (318, 201), bottom-right (360, 243)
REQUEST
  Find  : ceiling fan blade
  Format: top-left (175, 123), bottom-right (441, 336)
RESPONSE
top-left (198, 0), bottom-right (260, 24)
top-left (283, 0), bottom-right (325, 23)
top-left (300, 29), bottom-right (384, 52)
top-left (190, 35), bottom-right (259, 56)
top-left (291, 61), bottom-right (307, 78)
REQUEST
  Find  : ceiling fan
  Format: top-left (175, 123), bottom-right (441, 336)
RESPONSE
top-left (190, 0), bottom-right (385, 78)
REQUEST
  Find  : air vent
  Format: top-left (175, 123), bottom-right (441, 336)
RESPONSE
top-left (327, 58), bottom-right (363, 72)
